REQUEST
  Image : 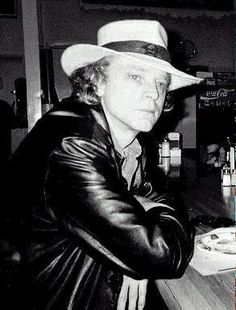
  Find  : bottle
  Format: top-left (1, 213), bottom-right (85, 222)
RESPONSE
top-left (230, 146), bottom-right (235, 170)
top-left (160, 157), bottom-right (170, 175)
top-left (226, 150), bottom-right (230, 166)
top-left (231, 169), bottom-right (236, 187)
top-left (222, 166), bottom-right (231, 187)
top-left (157, 143), bottom-right (162, 164)
top-left (161, 138), bottom-right (170, 158)
top-left (234, 145), bottom-right (236, 170)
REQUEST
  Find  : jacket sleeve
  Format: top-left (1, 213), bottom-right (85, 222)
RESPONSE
top-left (45, 136), bottom-right (194, 280)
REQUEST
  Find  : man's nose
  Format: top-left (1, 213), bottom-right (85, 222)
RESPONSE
top-left (144, 82), bottom-right (159, 101)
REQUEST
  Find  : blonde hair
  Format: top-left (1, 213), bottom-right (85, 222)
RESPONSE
top-left (69, 57), bottom-right (110, 105)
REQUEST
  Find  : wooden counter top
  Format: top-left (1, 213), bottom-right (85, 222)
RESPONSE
top-left (155, 151), bottom-right (235, 310)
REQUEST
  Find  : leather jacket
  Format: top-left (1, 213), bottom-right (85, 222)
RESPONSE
top-left (10, 98), bottom-right (194, 310)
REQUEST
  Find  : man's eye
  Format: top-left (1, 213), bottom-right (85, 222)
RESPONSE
top-left (129, 74), bottom-right (141, 81)
top-left (156, 81), bottom-right (167, 89)
top-left (156, 81), bottom-right (165, 87)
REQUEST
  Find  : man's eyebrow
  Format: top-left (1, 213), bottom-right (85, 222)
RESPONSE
top-left (124, 63), bottom-right (170, 82)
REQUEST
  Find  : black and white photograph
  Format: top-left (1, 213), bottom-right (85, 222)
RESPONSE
top-left (0, 1), bottom-right (235, 309)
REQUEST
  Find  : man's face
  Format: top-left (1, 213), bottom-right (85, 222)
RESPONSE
top-left (100, 55), bottom-right (170, 136)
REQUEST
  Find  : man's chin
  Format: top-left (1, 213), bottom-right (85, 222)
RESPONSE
top-left (134, 121), bottom-right (155, 133)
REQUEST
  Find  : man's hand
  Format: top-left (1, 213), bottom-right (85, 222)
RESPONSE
top-left (117, 275), bottom-right (148, 310)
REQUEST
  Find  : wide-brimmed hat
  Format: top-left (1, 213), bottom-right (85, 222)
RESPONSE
top-left (61, 19), bottom-right (203, 91)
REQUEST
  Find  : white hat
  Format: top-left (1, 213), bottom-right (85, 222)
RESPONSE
top-left (61, 19), bottom-right (203, 91)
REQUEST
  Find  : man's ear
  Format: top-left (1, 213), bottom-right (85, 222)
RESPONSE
top-left (96, 82), bottom-right (105, 97)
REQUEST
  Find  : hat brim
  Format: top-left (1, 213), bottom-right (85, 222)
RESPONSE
top-left (61, 44), bottom-right (203, 91)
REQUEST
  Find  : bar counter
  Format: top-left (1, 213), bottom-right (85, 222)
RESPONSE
top-left (155, 151), bottom-right (235, 310)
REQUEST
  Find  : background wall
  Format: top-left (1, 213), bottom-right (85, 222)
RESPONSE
top-left (0, 1), bottom-right (24, 103)
top-left (41, 1), bottom-right (235, 70)
top-left (0, 2), bottom-right (25, 153)
top-left (0, 0), bottom-right (235, 150)
top-left (40, 0), bottom-right (236, 148)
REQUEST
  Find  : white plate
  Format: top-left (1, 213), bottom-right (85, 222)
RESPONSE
top-left (196, 229), bottom-right (236, 255)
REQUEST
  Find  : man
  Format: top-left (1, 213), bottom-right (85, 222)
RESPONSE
top-left (9, 20), bottom-right (202, 309)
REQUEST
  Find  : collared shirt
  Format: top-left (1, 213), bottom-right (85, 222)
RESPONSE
top-left (121, 138), bottom-right (142, 191)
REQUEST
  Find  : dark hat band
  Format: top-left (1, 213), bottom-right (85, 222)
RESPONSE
top-left (102, 40), bottom-right (171, 63)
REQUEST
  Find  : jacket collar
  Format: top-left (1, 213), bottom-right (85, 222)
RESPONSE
top-left (50, 97), bottom-right (114, 149)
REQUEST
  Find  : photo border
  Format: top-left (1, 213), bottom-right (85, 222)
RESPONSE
top-left (80, 0), bottom-right (234, 11)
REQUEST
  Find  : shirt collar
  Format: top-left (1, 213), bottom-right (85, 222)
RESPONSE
top-left (122, 138), bottom-right (142, 159)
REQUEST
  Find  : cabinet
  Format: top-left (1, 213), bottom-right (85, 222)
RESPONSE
top-left (196, 73), bottom-right (236, 164)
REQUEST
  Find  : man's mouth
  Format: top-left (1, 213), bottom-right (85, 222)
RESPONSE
top-left (136, 109), bottom-right (156, 115)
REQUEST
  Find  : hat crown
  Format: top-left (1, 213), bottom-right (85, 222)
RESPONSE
top-left (61, 19), bottom-right (202, 90)
top-left (97, 20), bottom-right (168, 49)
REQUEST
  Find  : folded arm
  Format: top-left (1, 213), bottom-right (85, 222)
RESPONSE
top-left (46, 137), bottom-right (194, 280)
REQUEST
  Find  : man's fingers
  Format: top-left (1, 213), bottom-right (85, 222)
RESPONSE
top-left (128, 280), bottom-right (138, 310)
top-left (117, 276), bottom-right (148, 310)
top-left (117, 276), bottom-right (129, 310)
top-left (138, 279), bottom-right (148, 310)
